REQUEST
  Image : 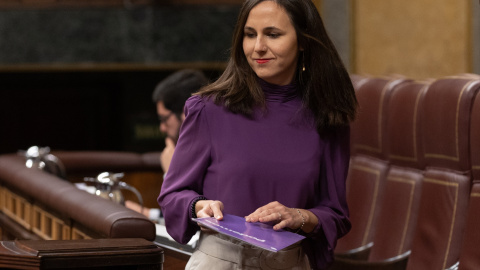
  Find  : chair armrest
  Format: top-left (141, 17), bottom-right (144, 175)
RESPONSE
top-left (330, 251), bottom-right (410, 270)
top-left (335, 242), bottom-right (373, 260)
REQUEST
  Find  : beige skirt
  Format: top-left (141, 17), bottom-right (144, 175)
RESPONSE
top-left (185, 232), bottom-right (310, 270)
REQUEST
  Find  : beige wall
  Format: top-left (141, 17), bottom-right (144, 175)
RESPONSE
top-left (351, 0), bottom-right (472, 79)
top-left (312, 0), bottom-right (322, 12)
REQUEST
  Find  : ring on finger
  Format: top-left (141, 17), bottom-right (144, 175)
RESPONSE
top-left (278, 212), bottom-right (282, 220)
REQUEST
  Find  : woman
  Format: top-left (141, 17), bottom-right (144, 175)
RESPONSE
top-left (158, 0), bottom-right (357, 269)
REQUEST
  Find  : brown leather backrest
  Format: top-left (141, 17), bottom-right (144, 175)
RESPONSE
top-left (422, 77), bottom-right (479, 171)
top-left (459, 183), bottom-right (480, 270)
top-left (386, 81), bottom-right (428, 169)
top-left (368, 81), bottom-right (428, 261)
top-left (471, 92), bottom-right (480, 181)
top-left (0, 154), bottom-right (156, 241)
top-left (406, 77), bottom-right (480, 270)
top-left (458, 91), bottom-right (480, 270)
top-left (335, 77), bottom-right (408, 256)
top-left (350, 74), bottom-right (370, 90)
top-left (350, 77), bottom-right (410, 159)
top-left (369, 167), bottom-right (423, 261)
top-left (335, 155), bottom-right (389, 255)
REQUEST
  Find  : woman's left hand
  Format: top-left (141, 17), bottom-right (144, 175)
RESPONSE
top-left (245, 201), bottom-right (305, 231)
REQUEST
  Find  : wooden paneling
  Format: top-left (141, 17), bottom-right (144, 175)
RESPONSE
top-left (31, 205), bottom-right (71, 240)
top-left (0, 0), bottom-right (242, 9)
top-left (0, 187), bottom-right (94, 241)
top-left (0, 238), bottom-right (164, 269)
top-left (353, 0), bottom-right (471, 79)
top-left (0, 0), bottom-right (151, 8)
top-left (122, 172), bottom-right (164, 209)
top-left (71, 227), bottom-right (93, 240)
top-left (2, 189), bottom-right (32, 230)
top-left (163, 255), bottom-right (188, 270)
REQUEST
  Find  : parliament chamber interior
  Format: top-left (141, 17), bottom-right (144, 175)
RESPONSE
top-left (1, 0), bottom-right (479, 269)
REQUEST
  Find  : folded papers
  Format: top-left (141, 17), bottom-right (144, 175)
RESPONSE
top-left (192, 214), bottom-right (305, 252)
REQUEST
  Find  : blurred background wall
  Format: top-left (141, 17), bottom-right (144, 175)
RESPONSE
top-left (321, 0), bottom-right (479, 78)
top-left (0, 0), bottom-right (478, 153)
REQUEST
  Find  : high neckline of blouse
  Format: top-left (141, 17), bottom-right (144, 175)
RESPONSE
top-left (259, 78), bottom-right (299, 102)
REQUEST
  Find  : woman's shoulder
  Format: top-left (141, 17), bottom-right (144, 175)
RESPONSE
top-left (184, 94), bottom-right (221, 117)
top-left (185, 94), bottom-right (204, 107)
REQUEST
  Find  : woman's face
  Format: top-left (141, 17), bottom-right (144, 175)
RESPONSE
top-left (243, 1), bottom-right (299, 86)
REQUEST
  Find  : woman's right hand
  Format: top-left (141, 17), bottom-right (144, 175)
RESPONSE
top-left (195, 200), bottom-right (224, 220)
top-left (194, 200), bottom-right (224, 232)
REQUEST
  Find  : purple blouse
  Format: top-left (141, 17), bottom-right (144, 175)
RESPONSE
top-left (158, 80), bottom-right (351, 269)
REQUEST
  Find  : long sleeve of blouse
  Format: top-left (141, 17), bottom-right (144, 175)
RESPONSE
top-left (158, 84), bottom-right (351, 269)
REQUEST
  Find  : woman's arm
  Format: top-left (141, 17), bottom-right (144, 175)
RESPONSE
top-left (307, 125), bottom-right (352, 241)
top-left (245, 126), bottom-right (351, 238)
top-left (157, 96), bottom-right (212, 244)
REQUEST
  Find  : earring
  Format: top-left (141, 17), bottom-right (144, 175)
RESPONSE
top-left (302, 52), bottom-right (306, 72)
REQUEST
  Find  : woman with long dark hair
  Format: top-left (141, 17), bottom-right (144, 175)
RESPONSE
top-left (158, 0), bottom-right (357, 269)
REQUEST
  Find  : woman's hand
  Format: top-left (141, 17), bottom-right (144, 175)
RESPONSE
top-left (245, 201), bottom-right (317, 233)
top-left (195, 199), bottom-right (224, 219)
top-left (194, 200), bottom-right (224, 232)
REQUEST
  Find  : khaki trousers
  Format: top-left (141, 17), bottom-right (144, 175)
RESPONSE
top-left (185, 232), bottom-right (310, 270)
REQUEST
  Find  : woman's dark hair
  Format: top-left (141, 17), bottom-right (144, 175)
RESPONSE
top-left (196, 0), bottom-right (357, 134)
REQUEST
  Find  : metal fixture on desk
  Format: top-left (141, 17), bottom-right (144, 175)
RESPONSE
top-left (84, 172), bottom-right (144, 208)
top-left (18, 145), bottom-right (66, 179)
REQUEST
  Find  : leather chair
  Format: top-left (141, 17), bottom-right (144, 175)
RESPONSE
top-left (331, 80), bottom-right (428, 269)
top-left (350, 74), bottom-right (370, 90)
top-left (458, 184), bottom-right (480, 270)
top-left (458, 87), bottom-right (480, 270)
top-left (405, 76), bottom-right (480, 270)
top-left (369, 81), bottom-right (428, 262)
top-left (335, 76), bottom-right (410, 259)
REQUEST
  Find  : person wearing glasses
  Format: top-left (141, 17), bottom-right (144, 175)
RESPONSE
top-left (153, 69), bottom-right (209, 174)
top-left (126, 69), bottom-right (208, 221)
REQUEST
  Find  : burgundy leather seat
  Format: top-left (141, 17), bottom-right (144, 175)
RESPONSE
top-left (332, 74), bottom-right (480, 269)
top-left (406, 76), bottom-right (480, 270)
top-left (335, 76), bottom-right (409, 259)
top-left (458, 85), bottom-right (480, 270)
top-left (367, 81), bottom-right (428, 262)
top-left (332, 80), bottom-right (428, 269)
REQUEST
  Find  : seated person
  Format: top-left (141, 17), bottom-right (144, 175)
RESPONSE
top-left (126, 69), bottom-right (208, 221)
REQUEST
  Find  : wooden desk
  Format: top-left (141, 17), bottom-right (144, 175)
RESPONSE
top-left (0, 238), bottom-right (163, 269)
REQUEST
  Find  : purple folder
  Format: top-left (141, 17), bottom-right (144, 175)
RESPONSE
top-left (192, 214), bottom-right (305, 252)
